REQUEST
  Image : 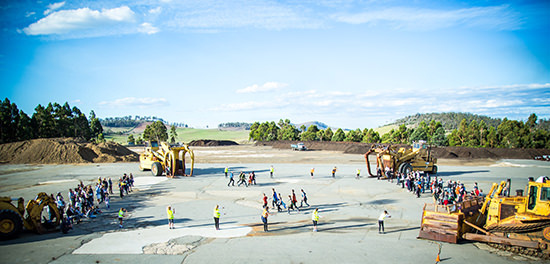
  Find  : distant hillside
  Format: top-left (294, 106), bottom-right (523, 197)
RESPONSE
top-left (296, 121), bottom-right (330, 130)
top-left (386, 112), bottom-right (503, 131)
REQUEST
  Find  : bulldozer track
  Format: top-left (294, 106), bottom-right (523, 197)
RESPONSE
top-left (487, 222), bottom-right (550, 233)
top-left (487, 242), bottom-right (550, 260)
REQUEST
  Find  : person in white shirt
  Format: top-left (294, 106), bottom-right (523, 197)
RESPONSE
top-left (378, 210), bottom-right (391, 234)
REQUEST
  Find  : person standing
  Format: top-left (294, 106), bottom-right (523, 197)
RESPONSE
top-left (332, 167), bottom-right (337, 178)
top-left (224, 166), bottom-right (229, 178)
top-left (262, 193), bottom-right (268, 208)
top-left (356, 168), bottom-right (361, 179)
top-left (300, 189), bottom-right (309, 207)
top-left (270, 165), bottom-right (274, 178)
top-left (312, 208), bottom-right (320, 232)
top-left (227, 171), bottom-right (235, 187)
top-left (310, 168), bottom-right (315, 178)
top-left (108, 177), bottom-right (113, 194)
top-left (118, 208), bottom-right (126, 228)
top-left (167, 205), bottom-right (175, 229)
top-left (378, 210), bottom-right (391, 234)
top-left (261, 206), bottom-right (270, 232)
top-left (213, 205), bottom-right (221, 230)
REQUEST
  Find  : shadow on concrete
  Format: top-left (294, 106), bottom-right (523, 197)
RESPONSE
top-left (383, 226), bottom-right (420, 234)
top-left (363, 199), bottom-right (398, 205)
top-left (435, 170), bottom-right (489, 177)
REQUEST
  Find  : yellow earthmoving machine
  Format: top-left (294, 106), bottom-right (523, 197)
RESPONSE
top-left (139, 141), bottom-right (195, 177)
top-left (418, 177), bottom-right (550, 259)
top-left (0, 192), bottom-right (61, 239)
top-left (364, 140), bottom-right (437, 179)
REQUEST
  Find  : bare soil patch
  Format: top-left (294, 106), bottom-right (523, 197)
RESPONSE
top-left (256, 140), bottom-right (550, 160)
top-left (0, 138), bottom-right (138, 164)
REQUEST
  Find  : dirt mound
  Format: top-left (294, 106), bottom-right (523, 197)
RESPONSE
top-left (256, 141), bottom-right (550, 160)
top-left (188, 140), bottom-right (239, 146)
top-left (0, 138), bottom-right (139, 164)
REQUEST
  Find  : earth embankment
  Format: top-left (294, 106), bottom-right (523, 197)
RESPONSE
top-left (0, 138), bottom-right (138, 164)
top-left (256, 140), bottom-right (550, 159)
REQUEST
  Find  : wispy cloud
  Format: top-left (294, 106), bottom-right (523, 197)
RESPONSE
top-left (236, 82), bottom-right (288, 93)
top-left (23, 6), bottom-right (136, 35)
top-left (99, 97), bottom-right (169, 108)
top-left (331, 5), bottom-right (523, 31)
top-left (44, 2), bottom-right (65, 15)
top-left (138, 22), bottom-right (159, 34)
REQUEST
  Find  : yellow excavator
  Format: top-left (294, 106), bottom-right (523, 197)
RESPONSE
top-left (0, 192), bottom-right (61, 239)
top-left (139, 141), bottom-right (195, 177)
top-left (418, 177), bottom-right (550, 259)
top-left (364, 140), bottom-right (437, 179)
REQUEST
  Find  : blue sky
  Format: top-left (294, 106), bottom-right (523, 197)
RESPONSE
top-left (1, 0), bottom-right (549, 129)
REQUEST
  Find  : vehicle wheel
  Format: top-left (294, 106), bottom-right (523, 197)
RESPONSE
top-left (403, 163), bottom-right (413, 175)
top-left (0, 210), bottom-right (23, 240)
top-left (151, 162), bottom-right (163, 176)
top-left (431, 165), bottom-right (438, 174)
top-left (398, 163), bottom-right (407, 174)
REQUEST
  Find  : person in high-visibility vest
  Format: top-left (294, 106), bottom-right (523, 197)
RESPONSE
top-left (224, 167), bottom-right (228, 178)
top-left (261, 206), bottom-right (270, 232)
top-left (332, 167), bottom-right (337, 178)
top-left (213, 205), bottom-right (221, 230)
top-left (356, 168), bottom-right (361, 179)
top-left (118, 208), bottom-right (126, 228)
top-left (167, 205), bottom-right (175, 229)
top-left (270, 165), bottom-right (274, 178)
top-left (312, 208), bottom-right (320, 232)
top-left (310, 168), bottom-right (315, 178)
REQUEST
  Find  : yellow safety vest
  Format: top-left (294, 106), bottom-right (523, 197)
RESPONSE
top-left (225, 168), bottom-right (228, 173)
top-left (167, 209), bottom-right (174, 219)
top-left (262, 209), bottom-right (268, 218)
top-left (214, 208), bottom-right (220, 218)
top-left (118, 209), bottom-right (124, 218)
top-left (312, 211), bottom-right (319, 221)
top-left (270, 167), bottom-right (274, 173)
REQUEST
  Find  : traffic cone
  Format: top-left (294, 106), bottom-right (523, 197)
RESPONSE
top-left (435, 253), bottom-right (440, 263)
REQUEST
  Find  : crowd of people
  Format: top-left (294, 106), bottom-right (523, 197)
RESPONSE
top-left (53, 173), bottom-right (135, 233)
top-left (378, 168), bottom-right (485, 208)
top-left (227, 171), bottom-right (257, 187)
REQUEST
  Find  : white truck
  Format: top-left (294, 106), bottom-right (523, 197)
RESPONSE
top-left (290, 143), bottom-right (307, 151)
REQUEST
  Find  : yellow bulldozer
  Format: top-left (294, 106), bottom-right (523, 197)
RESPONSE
top-left (418, 177), bottom-right (550, 259)
top-left (139, 141), bottom-right (195, 177)
top-left (0, 192), bottom-right (61, 239)
top-left (364, 140), bottom-right (437, 179)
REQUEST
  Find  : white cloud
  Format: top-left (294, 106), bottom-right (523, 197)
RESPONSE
top-left (44, 1), bottom-right (65, 15)
top-left (331, 5), bottom-right (522, 31)
top-left (26, 11), bottom-right (36, 18)
top-left (236, 82), bottom-right (288, 93)
top-left (149, 7), bottom-right (162, 14)
top-left (139, 22), bottom-right (159, 34)
top-left (99, 97), bottom-right (169, 108)
top-left (24, 6), bottom-right (136, 35)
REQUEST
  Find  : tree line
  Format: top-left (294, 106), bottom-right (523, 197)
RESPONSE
top-left (249, 114), bottom-right (550, 148)
top-left (0, 98), bottom-right (103, 144)
top-left (100, 115), bottom-right (187, 128)
top-left (218, 122), bottom-right (252, 130)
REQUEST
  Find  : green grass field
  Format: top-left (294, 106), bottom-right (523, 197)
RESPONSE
top-left (104, 127), bottom-right (250, 145)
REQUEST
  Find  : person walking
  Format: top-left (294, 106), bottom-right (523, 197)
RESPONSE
top-left (300, 189), bottom-right (309, 207)
top-left (356, 168), bottom-right (361, 179)
top-left (312, 208), bottom-right (320, 232)
top-left (213, 205), bottom-right (221, 230)
top-left (118, 208), bottom-right (126, 228)
top-left (272, 188), bottom-right (279, 208)
top-left (261, 206), bottom-right (270, 232)
top-left (167, 205), bottom-right (175, 229)
top-left (270, 165), bottom-right (274, 178)
top-left (332, 167), bottom-right (337, 178)
top-left (310, 168), bottom-right (315, 178)
top-left (378, 210), bottom-right (391, 234)
top-left (224, 166), bottom-right (229, 177)
top-left (291, 190), bottom-right (300, 212)
top-left (227, 171), bottom-right (235, 187)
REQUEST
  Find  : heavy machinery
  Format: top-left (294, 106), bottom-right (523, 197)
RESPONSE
top-left (364, 140), bottom-right (437, 179)
top-left (0, 192), bottom-right (61, 239)
top-left (418, 177), bottom-right (550, 259)
top-left (139, 141), bottom-right (195, 177)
